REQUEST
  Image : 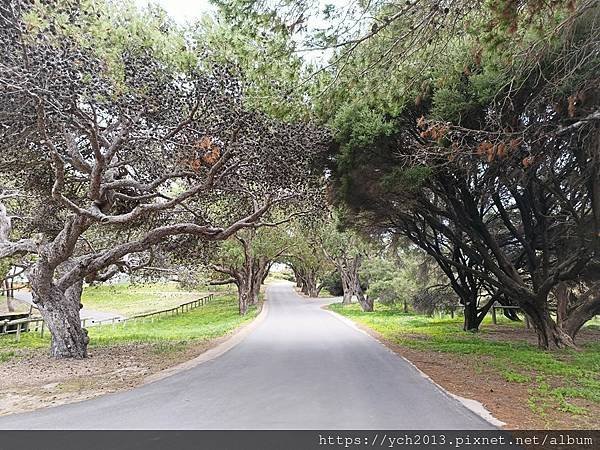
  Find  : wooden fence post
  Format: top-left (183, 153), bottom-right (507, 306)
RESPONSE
top-left (491, 306), bottom-right (497, 325)
top-left (15, 323), bottom-right (21, 342)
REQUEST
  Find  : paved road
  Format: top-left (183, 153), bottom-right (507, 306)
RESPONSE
top-left (13, 292), bottom-right (125, 324)
top-left (0, 283), bottom-right (494, 429)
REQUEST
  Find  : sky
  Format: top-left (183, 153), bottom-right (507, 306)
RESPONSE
top-left (133, 0), bottom-right (353, 27)
top-left (132, 0), bottom-right (359, 65)
top-left (134, 0), bottom-right (215, 24)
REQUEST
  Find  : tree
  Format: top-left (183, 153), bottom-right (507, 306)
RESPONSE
top-left (324, 1), bottom-right (599, 348)
top-left (0, 1), bottom-right (328, 357)
top-left (362, 249), bottom-right (417, 312)
top-left (195, 0), bottom-right (312, 120)
top-left (284, 223), bottom-right (331, 298)
top-left (317, 215), bottom-right (373, 310)
top-left (210, 223), bottom-right (291, 314)
top-left (412, 287), bottom-right (459, 318)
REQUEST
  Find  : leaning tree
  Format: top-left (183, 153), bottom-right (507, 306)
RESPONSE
top-left (0, 1), bottom-right (329, 358)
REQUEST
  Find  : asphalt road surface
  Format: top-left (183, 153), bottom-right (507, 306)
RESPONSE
top-left (0, 283), bottom-right (495, 429)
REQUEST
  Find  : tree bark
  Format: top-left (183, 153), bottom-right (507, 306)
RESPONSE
top-left (236, 278), bottom-right (251, 315)
top-left (463, 300), bottom-right (479, 332)
top-left (521, 301), bottom-right (577, 349)
top-left (562, 289), bottom-right (600, 341)
top-left (336, 255), bottom-right (364, 306)
top-left (295, 266), bottom-right (319, 297)
top-left (249, 258), bottom-right (268, 306)
top-left (341, 272), bottom-right (353, 304)
top-left (292, 266), bottom-right (303, 288)
top-left (26, 215), bottom-right (91, 358)
top-left (355, 288), bottom-right (373, 312)
top-left (33, 281), bottom-right (88, 358)
top-left (462, 297), bottom-right (495, 332)
top-left (555, 282), bottom-right (569, 327)
top-left (304, 273), bottom-right (319, 297)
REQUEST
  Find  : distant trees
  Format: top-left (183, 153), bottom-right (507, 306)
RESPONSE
top-left (283, 223), bottom-right (331, 298)
top-left (317, 217), bottom-right (373, 310)
top-left (210, 224), bottom-right (290, 314)
top-left (0, 1), bottom-right (328, 357)
top-left (412, 288), bottom-right (459, 318)
top-left (362, 249), bottom-right (421, 313)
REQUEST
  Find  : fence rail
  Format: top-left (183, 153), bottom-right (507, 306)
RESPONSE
top-left (491, 304), bottom-right (558, 328)
top-left (0, 293), bottom-right (215, 341)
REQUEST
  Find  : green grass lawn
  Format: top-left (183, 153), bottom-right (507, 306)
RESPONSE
top-left (81, 282), bottom-right (209, 316)
top-left (330, 303), bottom-right (600, 424)
top-left (0, 294), bottom-right (258, 357)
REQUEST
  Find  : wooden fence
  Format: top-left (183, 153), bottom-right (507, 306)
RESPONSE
top-left (491, 304), bottom-right (560, 328)
top-left (0, 293), bottom-right (214, 341)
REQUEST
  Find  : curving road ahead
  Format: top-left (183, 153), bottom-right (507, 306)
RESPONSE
top-left (0, 283), bottom-right (494, 430)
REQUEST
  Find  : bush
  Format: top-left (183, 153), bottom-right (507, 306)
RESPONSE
top-left (412, 288), bottom-right (458, 316)
top-left (368, 280), bottom-right (398, 306)
top-left (320, 272), bottom-right (343, 296)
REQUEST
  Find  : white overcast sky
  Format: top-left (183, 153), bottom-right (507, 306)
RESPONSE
top-left (134, 0), bottom-right (214, 23)
top-left (132, 0), bottom-right (359, 64)
top-left (133, 0), bottom-right (353, 27)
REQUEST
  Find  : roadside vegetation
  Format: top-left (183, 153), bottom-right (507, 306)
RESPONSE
top-left (0, 292), bottom-right (258, 359)
top-left (82, 282), bottom-right (218, 317)
top-left (90, 294), bottom-right (258, 347)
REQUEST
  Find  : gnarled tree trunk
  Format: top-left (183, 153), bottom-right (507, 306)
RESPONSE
top-left (561, 284), bottom-right (600, 341)
top-left (355, 288), bottom-right (373, 312)
top-left (462, 297), bottom-right (495, 332)
top-left (249, 257), bottom-right (269, 306)
top-left (463, 300), bottom-right (479, 332)
top-left (31, 275), bottom-right (88, 358)
top-left (337, 254), bottom-right (370, 311)
top-left (27, 216), bottom-right (91, 358)
top-left (293, 265), bottom-right (317, 297)
top-left (339, 266), bottom-right (354, 304)
top-left (521, 300), bottom-right (577, 349)
top-left (301, 269), bottom-right (319, 297)
top-left (237, 277), bottom-right (252, 315)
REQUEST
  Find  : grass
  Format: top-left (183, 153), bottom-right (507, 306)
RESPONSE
top-left (0, 350), bottom-right (15, 362)
top-left (81, 282), bottom-right (207, 317)
top-left (330, 302), bottom-right (600, 424)
top-left (0, 294), bottom-right (258, 353)
top-left (89, 294), bottom-right (257, 346)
